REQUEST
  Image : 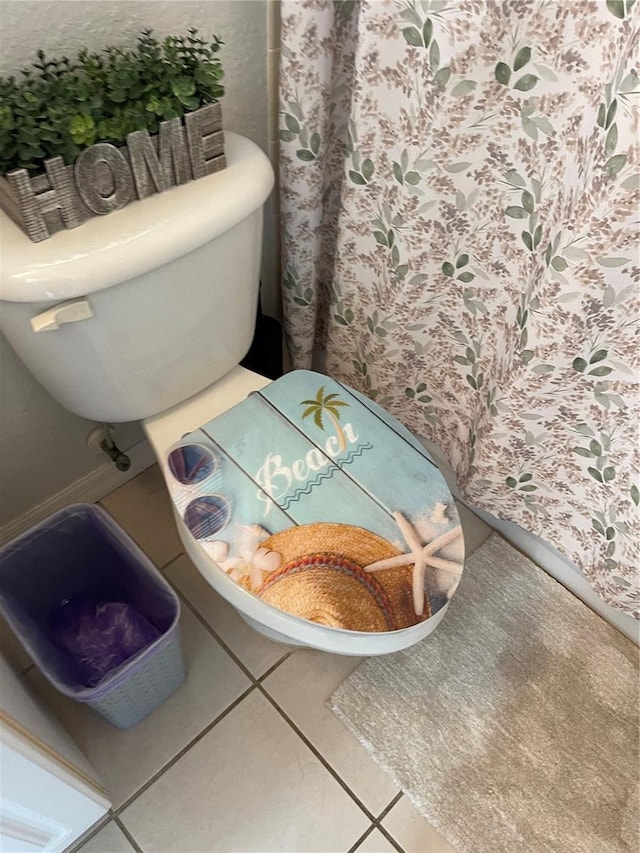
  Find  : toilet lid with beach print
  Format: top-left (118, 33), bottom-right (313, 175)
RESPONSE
top-left (165, 370), bottom-right (464, 633)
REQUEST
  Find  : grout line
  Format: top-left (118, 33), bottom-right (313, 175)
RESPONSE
top-left (256, 650), bottom-right (294, 682)
top-left (164, 565), bottom-right (295, 686)
top-left (347, 824), bottom-right (376, 853)
top-left (342, 791), bottom-right (406, 852)
top-left (376, 822), bottom-right (404, 852)
top-left (167, 579), bottom-right (257, 684)
top-left (362, 793), bottom-right (405, 852)
top-left (257, 683), bottom-right (376, 823)
top-left (99, 503), bottom-right (184, 575)
top-left (160, 551), bottom-right (186, 573)
top-left (63, 812), bottom-right (112, 853)
top-left (114, 815), bottom-right (143, 852)
top-left (376, 791), bottom-right (404, 823)
top-left (159, 549), bottom-right (185, 571)
top-left (114, 683), bottom-right (256, 815)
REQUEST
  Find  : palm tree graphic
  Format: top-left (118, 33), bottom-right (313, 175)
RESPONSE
top-left (300, 386), bottom-right (350, 451)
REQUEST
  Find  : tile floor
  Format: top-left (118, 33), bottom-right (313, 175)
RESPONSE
top-left (25, 465), bottom-right (492, 853)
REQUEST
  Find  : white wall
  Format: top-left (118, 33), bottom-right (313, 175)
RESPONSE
top-left (0, 1), bottom-right (278, 527)
top-left (0, 0), bottom-right (270, 158)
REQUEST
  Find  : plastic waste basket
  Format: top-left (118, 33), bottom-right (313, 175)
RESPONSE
top-left (0, 503), bottom-right (185, 728)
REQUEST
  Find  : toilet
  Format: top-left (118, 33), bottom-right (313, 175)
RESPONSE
top-left (0, 132), bottom-right (464, 655)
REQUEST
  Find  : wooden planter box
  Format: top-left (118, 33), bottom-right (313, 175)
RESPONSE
top-left (0, 102), bottom-right (225, 243)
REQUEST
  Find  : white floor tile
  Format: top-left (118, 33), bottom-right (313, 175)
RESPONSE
top-left (382, 796), bottom-right (454, 853)
top-left (76, 821), bottom-right (136, 853)
top-left (100, 465), bottom-right (182, 568)
top-left (263, 649), bottom-right (399, 815)
top-left (27, 605), bottom-right (250, 807)
top-left (166, 554), bottom-right (290, 677)
top-left (353, 828), bottom-right (398, 852)
top-left (455, 501), bottom-right (492, 557)
top-left (120, 689), bottom-right (370, 852)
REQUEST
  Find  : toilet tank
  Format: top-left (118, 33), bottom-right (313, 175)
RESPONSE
top-left (0, 132), bottom-right (274, 422)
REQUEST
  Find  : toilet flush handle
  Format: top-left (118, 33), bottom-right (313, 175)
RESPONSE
top-left (30, 297), bottom-right (94, 333)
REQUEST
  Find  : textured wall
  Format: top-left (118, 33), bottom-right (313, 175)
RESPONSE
top-left (0, 1), bottom-right (269, 147)
top-left (0, 1), bottom-right (275, 526)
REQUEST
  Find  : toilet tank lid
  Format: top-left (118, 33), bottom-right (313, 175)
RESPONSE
top-left (0, 132), bottom-right (274, 304)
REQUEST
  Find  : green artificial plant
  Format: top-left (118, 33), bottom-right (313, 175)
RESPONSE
top-left (0, 28), bottom-right (224, 176)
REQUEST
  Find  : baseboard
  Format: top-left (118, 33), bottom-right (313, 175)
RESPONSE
top-left (0, 440), bottom-right (156, 548)
top-left (418, 436), bottom-right (639, 645)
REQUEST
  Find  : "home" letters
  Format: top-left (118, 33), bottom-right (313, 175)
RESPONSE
top-left (6, 102), bottom-right (225, 243)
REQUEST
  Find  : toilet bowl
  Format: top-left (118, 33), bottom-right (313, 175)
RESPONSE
top-left (0, 132), bottom-right (464, 655)
top-left (144, 366), bottom-right (464, 655)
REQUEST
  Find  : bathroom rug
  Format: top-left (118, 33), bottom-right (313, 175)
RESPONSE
top-left (330, 533), bottom-right (639, 853)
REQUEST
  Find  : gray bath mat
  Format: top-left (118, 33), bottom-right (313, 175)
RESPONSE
top-left (331, 534), bottom-right (639, 852)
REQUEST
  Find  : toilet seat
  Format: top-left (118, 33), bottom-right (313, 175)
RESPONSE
top-left (145, 367), bottom-right (464, 655)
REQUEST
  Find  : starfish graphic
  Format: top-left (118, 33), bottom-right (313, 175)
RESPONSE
top-left (364, 512), bottom-right (463, 616)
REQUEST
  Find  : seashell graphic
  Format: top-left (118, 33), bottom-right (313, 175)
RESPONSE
top-left (168, 444), bottom-right (218, 485)
top-left (183, 495), bottom-right (230, 540)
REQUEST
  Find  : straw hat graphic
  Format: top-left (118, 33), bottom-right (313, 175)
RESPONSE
top-left (257, 523), bottom-right (430, 632)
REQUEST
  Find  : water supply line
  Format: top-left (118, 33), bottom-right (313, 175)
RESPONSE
top-left (87, 424), bottom-right (131, 472)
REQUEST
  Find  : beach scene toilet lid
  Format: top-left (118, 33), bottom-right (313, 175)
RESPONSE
top-left (165, 370), bottom-right (465, 633)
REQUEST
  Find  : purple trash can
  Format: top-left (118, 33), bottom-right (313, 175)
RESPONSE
top-left (0, 504), bottom-right (185, 728)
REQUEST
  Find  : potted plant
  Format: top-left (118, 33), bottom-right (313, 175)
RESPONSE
top-left (0, 29), bottom-right (226, 242)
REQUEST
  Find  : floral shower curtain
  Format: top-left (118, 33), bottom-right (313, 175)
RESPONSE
top-left (278, 0), bottom-right (639, 616)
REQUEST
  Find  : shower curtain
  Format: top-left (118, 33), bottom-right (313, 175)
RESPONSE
top-left (278, 0), bottom-right (639, 616)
